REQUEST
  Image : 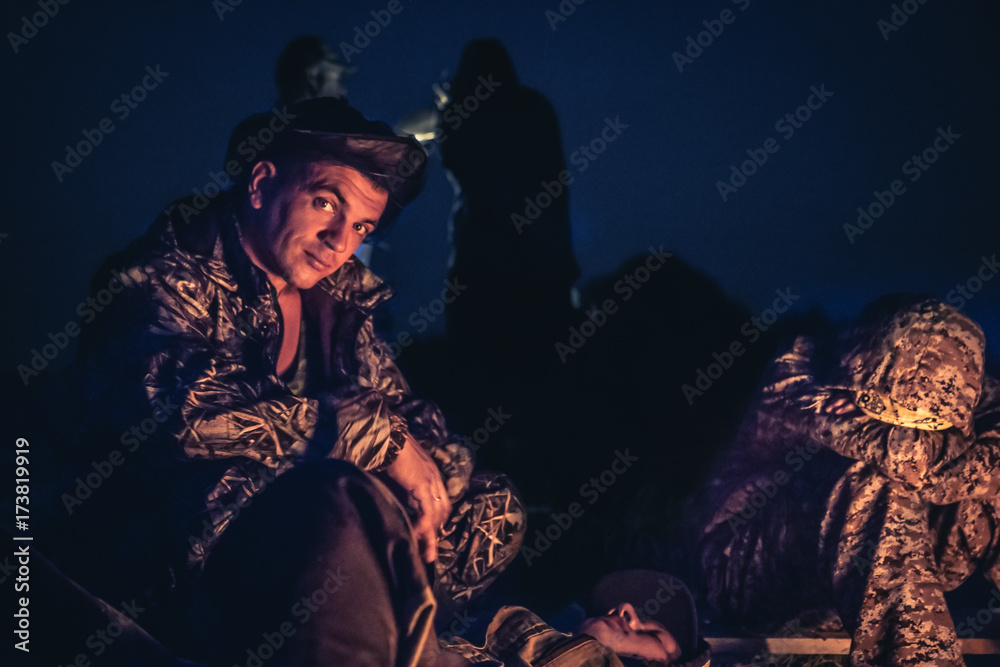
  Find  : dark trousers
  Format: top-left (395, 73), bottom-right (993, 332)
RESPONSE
top-left (182, 460), bottom-right (439, 667)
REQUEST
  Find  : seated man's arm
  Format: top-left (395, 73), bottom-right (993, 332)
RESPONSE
top-left (758, 338), bottom-right (1000, 498)
top-left (340, 316), bottom-right (474, 498)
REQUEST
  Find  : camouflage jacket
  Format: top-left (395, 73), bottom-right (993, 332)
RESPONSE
top-left (725, 300), bottom-right (1000, 508)
top-left (702, 300), bottom-right (1000, 663)
top-left (71, 192), bottom-right (473, 584)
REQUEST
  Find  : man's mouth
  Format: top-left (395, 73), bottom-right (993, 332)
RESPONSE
top-left (304, 248), bottom-right (335, 272)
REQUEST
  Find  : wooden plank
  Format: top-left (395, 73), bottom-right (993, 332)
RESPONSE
top-left (704, 637), bottom-right (1000, 655)
top-left (704, 637), bottom-right (848, 655)
top-left (961, 639), bottom-right (1000, 655)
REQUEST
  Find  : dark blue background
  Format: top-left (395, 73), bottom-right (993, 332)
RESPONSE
top-left (3, 0), bottom-right (998, 372)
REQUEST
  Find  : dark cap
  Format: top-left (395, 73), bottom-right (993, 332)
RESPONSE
top-left (590, 570), bottom-right (711, 667)
top-left (224, 97), bottom-right (428, 230)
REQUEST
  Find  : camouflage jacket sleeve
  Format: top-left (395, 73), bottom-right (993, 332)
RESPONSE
top-left (758, 337), bottom-right (1000, 503)
top-left (330, 314), bottom-right (474, 498)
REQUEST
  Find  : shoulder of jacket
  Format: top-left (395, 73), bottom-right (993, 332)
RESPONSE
top-left (109, 195), bottom-right (238, 296)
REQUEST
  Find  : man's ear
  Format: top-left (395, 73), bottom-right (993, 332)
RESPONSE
top-left (247, 160), bottom-right (278, 210)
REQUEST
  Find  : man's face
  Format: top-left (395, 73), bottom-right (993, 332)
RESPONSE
top-left (249, 161), bottom-right (388, 289)
top-left (308, 59), bottom-right (349, 100)
top-left (578, 603), bottom-right (681, 664)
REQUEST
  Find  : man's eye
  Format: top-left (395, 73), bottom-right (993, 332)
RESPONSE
top-left (315, 197), bottom-right (335, 213)
top-left (353, 222), bottom-right (370, 236)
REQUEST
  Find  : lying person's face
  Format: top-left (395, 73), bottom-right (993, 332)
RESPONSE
top-left (579, 602), bottom-right (682, 665)
top-left (249, 161), bottom-right (388, 289)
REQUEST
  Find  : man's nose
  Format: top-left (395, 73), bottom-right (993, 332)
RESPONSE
top-left (320, 220), bottom-right (349, 253)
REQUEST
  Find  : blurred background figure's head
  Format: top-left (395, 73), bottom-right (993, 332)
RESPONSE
top-left (449, 38), bottom-right (519, 102)
top-left (275, 35), bottom-right (356, 105)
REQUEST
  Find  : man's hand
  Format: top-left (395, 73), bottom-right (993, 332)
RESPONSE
top-left (824, 394), bottom-right (859, 416)
top-left (385, 435), bottom-right (451, 563)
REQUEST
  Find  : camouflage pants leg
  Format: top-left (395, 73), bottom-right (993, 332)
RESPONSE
top-left (824, 463), bottom-right (964, 667)
top-left (435, 472), bottom-right (526, 617)
top-left (704, 456), bottom-right (999, 666)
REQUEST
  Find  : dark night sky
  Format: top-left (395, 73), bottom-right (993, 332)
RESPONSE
top-left (3, 0), bottom-right (999, 375)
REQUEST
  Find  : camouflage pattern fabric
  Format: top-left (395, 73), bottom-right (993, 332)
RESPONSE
top-left (702, 299), bottom-right (1000, 667)
top-left (70, 192), bottom-right (523, 611)
top-left (439, 606), bottom-right (624, 666)
top-left (436, 473), bottom-right (526, 614)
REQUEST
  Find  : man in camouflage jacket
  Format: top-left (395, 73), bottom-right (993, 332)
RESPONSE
top-left (64, 98), bottom-right (525, 663)
top-left (702, 297), bottom-right (1000, 666)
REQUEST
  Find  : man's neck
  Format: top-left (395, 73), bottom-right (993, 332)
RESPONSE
top-left (238, 227), bottom-right (296, 297)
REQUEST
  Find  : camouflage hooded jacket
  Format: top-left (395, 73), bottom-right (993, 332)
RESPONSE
top-left (71, 191), bottom-right (473, 583)
top-left (702, 299), bottom-right (1000, 665)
